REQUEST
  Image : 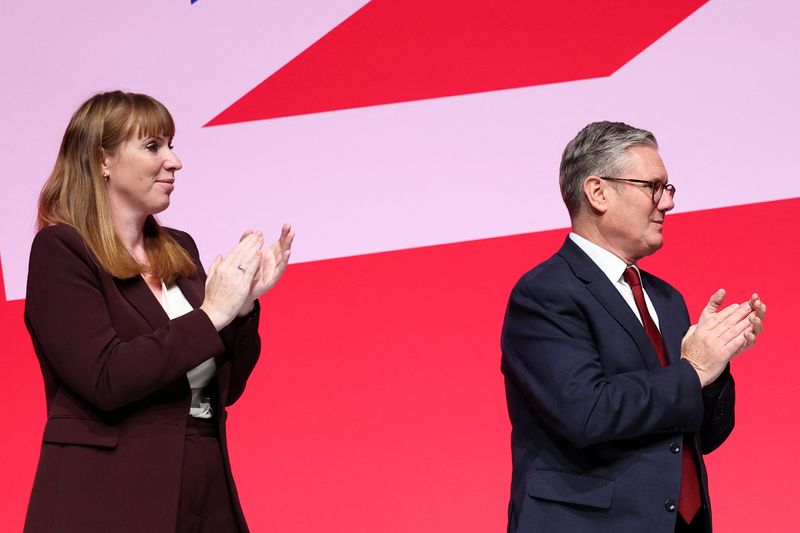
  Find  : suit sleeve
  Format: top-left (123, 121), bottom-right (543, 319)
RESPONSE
top-left (698, 366), bottom-right (735, 453)
top-left (25, 226), bottom-right (226, 412)
top-left (218, 304), bottom-right (261, 406)
top-left (501, 279), bottom-right (705, 448)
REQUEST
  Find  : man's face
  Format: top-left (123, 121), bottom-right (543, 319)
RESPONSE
top-left (603, 145), bottom-right (675, 263)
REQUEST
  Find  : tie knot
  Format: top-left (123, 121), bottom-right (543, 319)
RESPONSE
top-left (623, 266), bottom-right (641, 288)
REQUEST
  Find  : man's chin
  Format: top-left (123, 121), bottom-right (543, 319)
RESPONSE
top-left (646, 238), bottom-right (664, 255)
top-left (638, 237), bottom-right (664, 259)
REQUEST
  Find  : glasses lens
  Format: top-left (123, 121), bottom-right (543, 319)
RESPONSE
top-left (652, 181), bottom-right (664, 203)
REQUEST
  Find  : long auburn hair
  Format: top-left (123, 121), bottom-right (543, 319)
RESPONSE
top-left (37, 91), bottom-right (197, 283)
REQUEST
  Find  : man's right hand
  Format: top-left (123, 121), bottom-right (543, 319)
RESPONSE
top-left (680, 289), bottom-right (762, 387)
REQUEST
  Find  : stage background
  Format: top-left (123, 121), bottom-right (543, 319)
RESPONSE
top-left (1, 1), bottom-right (797, 531)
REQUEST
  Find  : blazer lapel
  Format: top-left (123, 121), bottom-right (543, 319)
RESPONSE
top-left (114, 275), bottom-right (169, 330)
top-left (176, 274), bottom-right (204, 310)
top-left (558, 238), bottom-right (662, 371)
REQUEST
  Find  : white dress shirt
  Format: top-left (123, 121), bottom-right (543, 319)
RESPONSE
top-left (568, 232), bottom-right (661, 330)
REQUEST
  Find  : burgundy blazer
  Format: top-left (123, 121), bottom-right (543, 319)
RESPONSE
top-left (23, 224), bottom-right (261, 533)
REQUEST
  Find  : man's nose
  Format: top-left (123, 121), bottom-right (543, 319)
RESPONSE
top-left (658, 188), bottom-right (675, 212)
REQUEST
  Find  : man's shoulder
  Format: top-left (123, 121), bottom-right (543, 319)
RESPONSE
top-left (510, 250), bottom-right (581, 302)
top-left (516, 253), bottom-right (571, 285)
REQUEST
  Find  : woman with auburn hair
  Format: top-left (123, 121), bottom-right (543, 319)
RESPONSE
top-left (24, 91), bottom-right (293, 533)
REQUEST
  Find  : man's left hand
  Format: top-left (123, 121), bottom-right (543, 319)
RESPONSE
top-left (737, 293), bottom-right (766, 354)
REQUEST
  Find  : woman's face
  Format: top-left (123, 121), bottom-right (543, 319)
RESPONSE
top-left (103, 132), bottom-right (182, 221)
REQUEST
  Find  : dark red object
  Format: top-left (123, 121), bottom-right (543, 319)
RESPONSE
top-left (625, 265), bottom-right (702, 523)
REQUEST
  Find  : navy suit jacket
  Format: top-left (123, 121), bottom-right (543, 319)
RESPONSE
top-left (501, 237), bottom-right (734, 533)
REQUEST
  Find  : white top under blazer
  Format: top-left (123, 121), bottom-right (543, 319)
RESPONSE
top-left (159, 281), bottom-right (216, 418)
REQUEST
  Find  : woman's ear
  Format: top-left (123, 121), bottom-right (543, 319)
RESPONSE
top-left (101, 148), bottom-right (110, 174)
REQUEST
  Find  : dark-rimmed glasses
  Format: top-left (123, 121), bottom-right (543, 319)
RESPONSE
top-left (599, 177), bottom-right (676, 204)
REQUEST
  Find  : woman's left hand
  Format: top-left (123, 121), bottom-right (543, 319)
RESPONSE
top-left (237, 224), bottom-right (294, 316)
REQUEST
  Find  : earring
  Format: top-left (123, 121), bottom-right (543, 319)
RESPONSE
top-left (103, 172), bottom-right (109, 182)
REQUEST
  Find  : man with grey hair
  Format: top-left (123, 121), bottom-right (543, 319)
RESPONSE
top-left (501, 121), bottom-right (766, 533)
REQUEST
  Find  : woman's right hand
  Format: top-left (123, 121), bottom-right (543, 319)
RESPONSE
top-left (200, 232), bottom-right (264, 331)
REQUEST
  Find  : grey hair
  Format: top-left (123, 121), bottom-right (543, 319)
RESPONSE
top-left (559, 121), bottom-right (657, 218)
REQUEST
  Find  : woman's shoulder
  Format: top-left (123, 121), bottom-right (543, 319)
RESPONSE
top-left (162, 226), bottom-right (198, 254)
top-left (28, 224), bottom-right (99, 281)
top-left (163, 225), bottom-right (191, 241)
top-left (32, 223), bottom-right (88, 255)
top-left (36, 222), bottom-right (81, 238)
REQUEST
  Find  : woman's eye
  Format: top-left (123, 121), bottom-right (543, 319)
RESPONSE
top-left (146, 143), bottom-right (158, 152)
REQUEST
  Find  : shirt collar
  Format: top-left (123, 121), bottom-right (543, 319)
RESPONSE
top-left (569, 232), bottom-right (637, 285)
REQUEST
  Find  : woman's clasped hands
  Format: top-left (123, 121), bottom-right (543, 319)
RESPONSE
top-left (200, 224), bottom-right (294, 331)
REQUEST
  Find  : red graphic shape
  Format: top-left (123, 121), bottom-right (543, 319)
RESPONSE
top-left (243, 198), bottom-right (798, 532)
top-left (0, 256), bottom-right (5, 303)
top-left (207, 0), bottom-right (707, 125)
top-left (4, 197), bottom-right (797, 531)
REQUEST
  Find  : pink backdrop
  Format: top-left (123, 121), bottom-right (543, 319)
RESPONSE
top-left (1, 1), bottom-right (797, 531)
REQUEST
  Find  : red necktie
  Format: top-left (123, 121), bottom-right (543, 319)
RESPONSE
top-left (623, 266), bottom-right (701, 523)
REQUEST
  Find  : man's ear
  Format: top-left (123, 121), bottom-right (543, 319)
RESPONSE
top-left (583, 175), bottom-right (609, 214)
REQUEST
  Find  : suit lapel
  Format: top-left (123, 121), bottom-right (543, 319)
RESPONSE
top-left (114, 275), bottom-right (169, 330)
top-left (558, 238), bottom-right (663, 371)
top-left (114, 268), bottom-right (204, 332)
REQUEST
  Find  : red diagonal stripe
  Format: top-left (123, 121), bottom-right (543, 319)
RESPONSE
top-left (207, 0), bottom-right (707, 125)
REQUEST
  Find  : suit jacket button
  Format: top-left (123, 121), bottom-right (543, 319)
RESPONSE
top-left (665, 500), bottom-right (677, 512)
top-left (670, 442), bottom-right (681, 454)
